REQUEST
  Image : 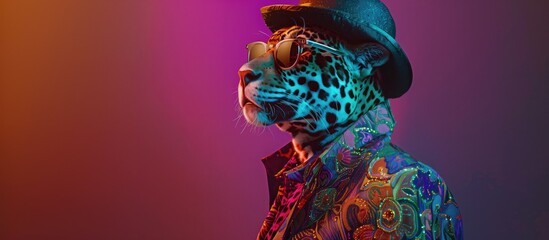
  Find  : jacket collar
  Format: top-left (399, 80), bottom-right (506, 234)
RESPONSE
top-left (264, 101), bottom-right (396, 184)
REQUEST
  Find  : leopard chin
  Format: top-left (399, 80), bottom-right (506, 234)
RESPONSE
top-left (242, 103), bottom-right (272, 126)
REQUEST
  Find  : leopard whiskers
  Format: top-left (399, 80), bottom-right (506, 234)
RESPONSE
top-left (233, 89), bottom-right (270, 135)
top-left (290, 17), bottom-right (298, 30)
top-left (286, 94), bottom-right (322, 123)
top-left (303, 103), bottom-right (330, 134)
top-left (284, 102), bottom-right (309, 126)
top-left (283, 100), bottom-right (317, 131)
top-left (233, 93), bottom-right (247, 130)
top-left (232, 91), bottom-right (258, 134)
top-left (285, 95), bottom-right (331, 135)
top-left (299, 16), bottom-right (306, 36)
top-left (282, 98), bottom-right (312, 125)
top-left (260, 104), bottom-right (277, 136)
top-left (258, 30), bottom-right (270, 38)
top-left (240, 117), bottom-right (250, 135)
top-left (274, 104), bottom-right (287, 119)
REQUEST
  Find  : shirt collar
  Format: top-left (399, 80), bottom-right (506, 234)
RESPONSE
top-left (263, 101), bottom-right (396, 183)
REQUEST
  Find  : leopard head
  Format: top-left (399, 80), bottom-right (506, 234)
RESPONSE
top-left (238, 26), bottom-right (390, 152)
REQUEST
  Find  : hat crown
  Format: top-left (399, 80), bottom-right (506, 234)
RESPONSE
top-left (298, 0), bottom-right (395, 37)
top-left (260, 0), bottom-right (412, 98)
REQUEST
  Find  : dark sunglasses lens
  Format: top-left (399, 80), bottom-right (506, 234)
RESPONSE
top-left (276, 40), bottom-right (300, 68)
top-left (248, 43), bottom-right (266, 61)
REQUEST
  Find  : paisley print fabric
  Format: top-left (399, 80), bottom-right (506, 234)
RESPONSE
top-left (258, 102), bottom-right (463, 240)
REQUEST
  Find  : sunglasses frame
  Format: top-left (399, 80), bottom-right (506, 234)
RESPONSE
top-left (246, 37), bottom-right (342, 70)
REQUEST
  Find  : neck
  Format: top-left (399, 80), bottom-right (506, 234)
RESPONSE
top-left (290, 127), bottom-right (342, 163)
top-left (289, 101), bottom-right (395, 163)
top-left (278, 77), bottom-right (386, 163)
top-left (276, 116), bottom-right (359, 163)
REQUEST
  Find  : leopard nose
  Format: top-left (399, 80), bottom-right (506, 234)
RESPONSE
top-left (239, 68), bottom-right (263, 86)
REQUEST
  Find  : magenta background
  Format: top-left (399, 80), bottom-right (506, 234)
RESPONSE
top-left (1, 0), bottom-right (548, 239)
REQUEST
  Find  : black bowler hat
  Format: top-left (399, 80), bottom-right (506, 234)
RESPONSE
top-left (261, 0), bottom-right (412, 98)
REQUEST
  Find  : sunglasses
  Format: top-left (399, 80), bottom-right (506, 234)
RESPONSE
top-left (246, 37), bottom-right (342, 69)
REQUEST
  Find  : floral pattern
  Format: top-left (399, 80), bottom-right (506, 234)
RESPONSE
top-left (336, 148), bottom-right (352, 166)
top-left (413, 169), bottom-right (440, 201)
top-left (384, 153), bottom-right (416, 174)
top-left (259, 102), bottom-right (463, 240)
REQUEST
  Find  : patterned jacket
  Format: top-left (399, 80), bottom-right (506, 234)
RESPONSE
top-left (258, 102), bottom-right (463, 240)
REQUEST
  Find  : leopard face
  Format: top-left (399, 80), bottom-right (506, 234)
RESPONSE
top-left (238, 26), bottom-right (387, 148)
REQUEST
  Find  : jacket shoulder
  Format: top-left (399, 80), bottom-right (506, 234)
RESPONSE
top-left (351, 143), bottom-right (463, 239)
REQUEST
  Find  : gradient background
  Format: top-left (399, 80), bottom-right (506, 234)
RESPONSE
top-left (1, 0), bottom-right (548, 239)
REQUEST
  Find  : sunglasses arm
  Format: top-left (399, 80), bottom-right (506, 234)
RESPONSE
top-left (305, 40), bottom-right (342, 54)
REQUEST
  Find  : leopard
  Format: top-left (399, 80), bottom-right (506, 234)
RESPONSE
top-left (238, 25), bottom-right (462, 240)
top-left (238, 25), bottom-right (388, 163)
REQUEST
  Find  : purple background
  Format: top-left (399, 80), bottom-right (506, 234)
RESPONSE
top-left (1, 0), bottom-right (548, 239)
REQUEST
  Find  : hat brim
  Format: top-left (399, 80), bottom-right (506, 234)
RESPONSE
top-left (261, 5), bottom-right (412, 98)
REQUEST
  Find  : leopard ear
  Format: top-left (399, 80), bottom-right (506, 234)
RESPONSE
top-left (352, 43), bottom-right (390, 76)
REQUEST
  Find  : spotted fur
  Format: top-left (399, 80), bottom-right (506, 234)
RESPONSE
top-left (238, 26), bottom-right (387, 162)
